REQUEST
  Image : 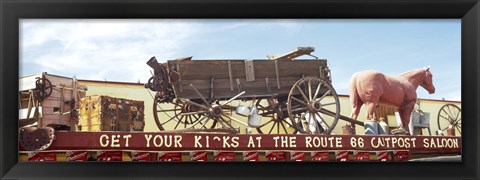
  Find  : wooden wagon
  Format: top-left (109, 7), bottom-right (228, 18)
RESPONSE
top-left (145, 47), bottom-right (341, 134)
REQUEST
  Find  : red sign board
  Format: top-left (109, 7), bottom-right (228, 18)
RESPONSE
top-left (311, 152), bottom-right (329, 161)
top-left (290, 152), bottom-right (305, 161)
top-left (158, 152), bottom-right (182, 161)
top-left (266, 151), bottom-right (285, 161)
top-left (191, 151), bottom-right (208, 161)
top-left (376, 151), bottom-right (390, 161)
top-left (96, 151), bottom-right (122, 161)
top-left (131, 151), bottom-right (152, 161)
top-left (353, 151), bottom-right (370, 161)
top-left (213, 151), bottom-right (235, 161)
top-left (335, 151), bottom-right (349, 161)
top-left (243, 152), bottom-right (259, 161)
top-left (393, 151), bottom-right (410, 161)
top-left (28, 152), bottom-right (57, 162)
top-left (66, 151), bottom-right (87, 161)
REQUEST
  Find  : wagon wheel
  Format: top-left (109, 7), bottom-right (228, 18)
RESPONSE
top-left (154, 84), bottom-right (245, 133)
top-left (255, 98), bottom-right (296, 134)
top-left (180, 84), bottom-right (246, 133)
top-left (34, 77), bottom-right (53, 101)
top-left (287, 77), bottom-right (340, 134)
top-left (153, 97), bottom-right (208, 131)
top-left (437, 104), bottom-right (461, 135)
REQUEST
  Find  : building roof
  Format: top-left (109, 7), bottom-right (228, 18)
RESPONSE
top-left (78, 79), bottom-right (460, 103)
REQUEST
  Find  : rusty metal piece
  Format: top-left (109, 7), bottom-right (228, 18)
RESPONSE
top-left (19, 127), bottom-right (55, 151)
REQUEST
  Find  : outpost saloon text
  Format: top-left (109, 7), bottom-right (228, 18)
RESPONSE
top-left (97, 134), bottom-right (460, 151)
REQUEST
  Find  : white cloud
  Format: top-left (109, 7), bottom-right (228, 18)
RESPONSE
top-left (21, 19), bottom-right (201, 82)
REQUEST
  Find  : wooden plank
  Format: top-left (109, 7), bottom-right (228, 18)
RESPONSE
top-left (42, 114), bottom-right (71, 125)
top-left (19, 107), bottom-right (42, 120)
top-left (19, 74), bottom-right (43, 91)
top-left (170, 59), bottom-right (327, 80)
top-left (173, 77), bottom-right (320, 100)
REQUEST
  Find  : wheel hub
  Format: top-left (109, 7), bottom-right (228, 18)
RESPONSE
top-left (308, 100), bottom-right (322, 113)
top-left (209, 105), bottom-right (223, 118)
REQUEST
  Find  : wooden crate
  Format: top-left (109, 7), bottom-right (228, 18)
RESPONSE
top-left (19, 72), bottom-right (87, 128)
top-left (78, 95), bottom-right (144, 132)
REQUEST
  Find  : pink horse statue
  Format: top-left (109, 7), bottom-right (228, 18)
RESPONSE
top-left (348, 66), bottom-right (435, 134)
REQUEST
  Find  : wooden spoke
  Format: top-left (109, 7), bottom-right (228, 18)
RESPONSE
top-left (268, 121), bottom-right (277, 134)
top-left (295, 84), bottom-right (310, 103)
top-left (280, 121), bottom-right (288, 134)
top-left (181, 111), bottom-right (207, 116)
top-left (317, 89), bottom-right (331, 101)
top-left (183, 99), bottom-right (209, 110)
top-left (161, 114), bottom-right (180, 126)
top-left (315, 112), bottom-right (331, 131)
top-left (308, 79), bottom-right (312, 101)
top-left (258, 119), bottom-right (275, 128)
top-left (321, 102), bottom-right (336, 107)
top-left (290, 107), bottom-right (309, 113)
top-left (189, 84), bottom-right (211, 108)
top-left (291, 96), bottom-right (308, 106)
top-left (186, 116), bottom-right (207, 129)
top-left (174, 116), bottom-right (184, 129)
top-left (312, 81), bottom-right (323, 100)
top-left (437, 104), bottom-right (461, 135)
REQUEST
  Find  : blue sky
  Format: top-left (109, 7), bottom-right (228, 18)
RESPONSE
top-left (20, 19), bottom-right (461, 101)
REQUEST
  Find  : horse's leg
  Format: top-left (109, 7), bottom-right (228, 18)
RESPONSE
top-left (401, 101), bottom-right (416, 131)
top-left (350, 101), bottom-right (363, 120)
top-left (349, 76), bottom-right (361, 121)
top-left (364, 102), bottom-right (377, 121)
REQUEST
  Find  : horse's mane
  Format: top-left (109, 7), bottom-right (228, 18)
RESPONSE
top-left (399, 68), bottom-right (424, 78)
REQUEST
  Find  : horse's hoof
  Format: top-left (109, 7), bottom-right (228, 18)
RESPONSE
top-left (391, 128), bottom-right (408, 135)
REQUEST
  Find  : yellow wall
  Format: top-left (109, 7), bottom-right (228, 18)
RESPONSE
top-left (78, 80), bottom-right (461, 136)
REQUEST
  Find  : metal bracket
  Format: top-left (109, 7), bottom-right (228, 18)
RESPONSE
top-left (228, 61), bottom-right (234, 91)
top-left (275, 60), bottom-right (280, 89)
top-left (265, 77), bottom-right (271, 94)
top-left (236, 78), bottom-right (242, 93)
top-left (177, 63), bottom-right (182, 92)
top-left (319, 66), bottom-right (325, 79)
top-left (210, 77), bottom-right (214, 99)
top-left (245, 60), bottom-right (255, 82)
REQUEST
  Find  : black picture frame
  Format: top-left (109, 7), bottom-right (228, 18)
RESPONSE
top-left (1, 0), bottom-right (479, 179)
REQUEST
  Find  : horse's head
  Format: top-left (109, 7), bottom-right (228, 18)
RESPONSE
top-left (420, 66), bottom-right (435, 94)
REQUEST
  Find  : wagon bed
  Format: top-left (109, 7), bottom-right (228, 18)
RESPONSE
top-left (168, 59), bottom-right (330, 100)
